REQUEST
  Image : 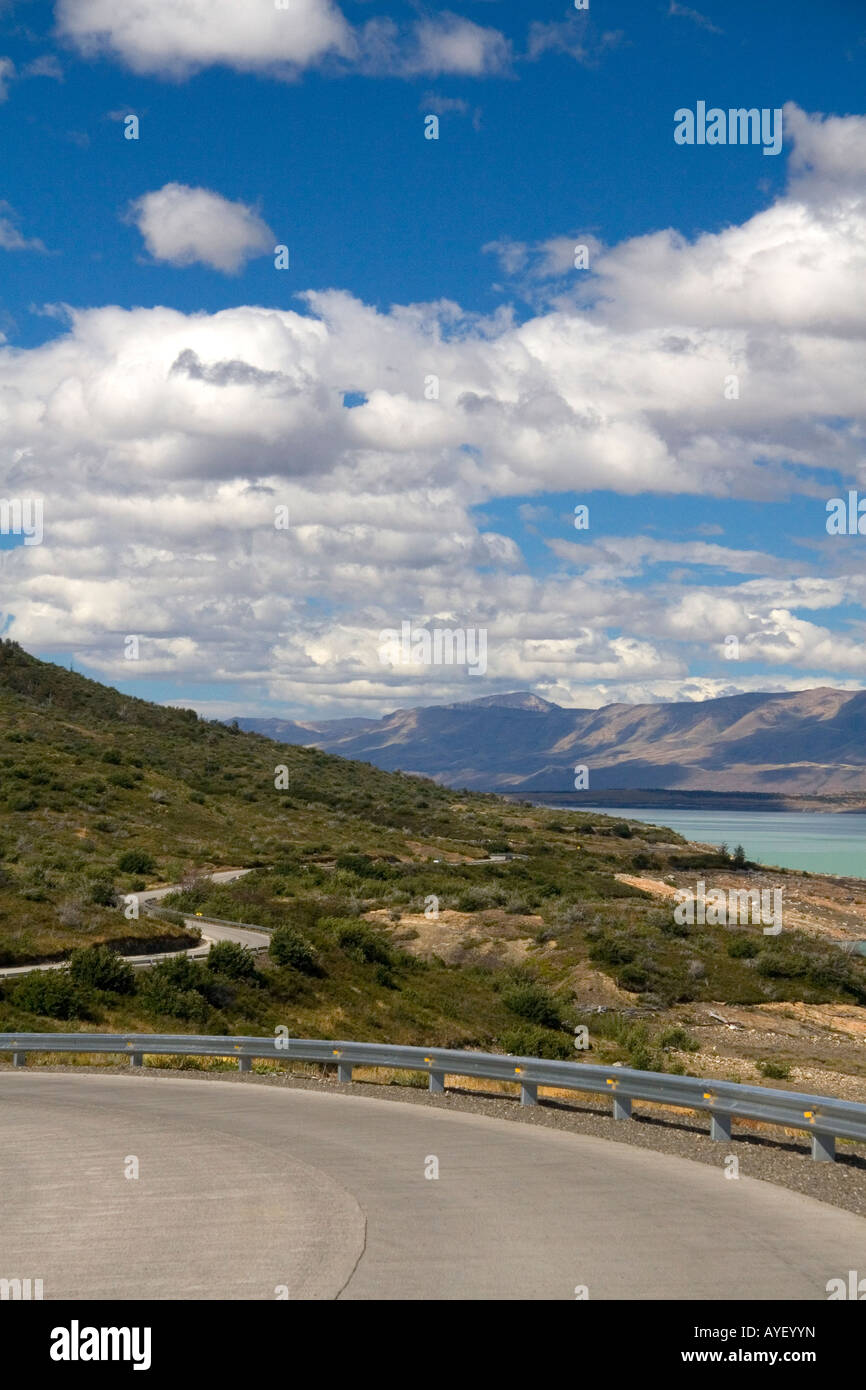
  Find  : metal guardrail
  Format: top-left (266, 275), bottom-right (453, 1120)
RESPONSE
top-left (1, 1033), bottom-right (862, 1163)
top-left (143, 904), bottom-right (274, 934)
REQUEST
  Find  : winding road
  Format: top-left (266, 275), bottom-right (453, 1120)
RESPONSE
top-left (2, 1069), bottom-right (865, 1300)
top-left (0, 869), bottom-right (269, 979)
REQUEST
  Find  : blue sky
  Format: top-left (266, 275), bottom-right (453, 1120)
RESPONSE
top-left (1, 0), bottom-right (865, 718)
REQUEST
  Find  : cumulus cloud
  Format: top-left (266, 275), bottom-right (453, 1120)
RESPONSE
top-left (56, 0), bottom-right (510, 80)
top-left (408, 14), bottom-right (509, 76)
top-left (127, 184), bottom-right (275, 273)
top-left (3, 105), bottom-right (866, 710)
top-left (56, 0), bottom-right (353, 78)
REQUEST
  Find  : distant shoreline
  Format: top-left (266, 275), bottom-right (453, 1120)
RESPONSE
top-left (500, 789), bottom-right (866, 814)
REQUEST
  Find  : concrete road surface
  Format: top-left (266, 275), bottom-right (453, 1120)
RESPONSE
top-left (2, 1071), bottom-right (864, 1300)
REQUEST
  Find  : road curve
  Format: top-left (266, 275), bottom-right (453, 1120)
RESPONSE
top-left (3, 1071), bottom-right (865, 1301)
top-left (0, 869), bottom-right (268, 979)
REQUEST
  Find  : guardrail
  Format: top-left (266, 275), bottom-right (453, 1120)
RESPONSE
top-left (1, 1033), bottom-right (863, 1163)
top-left (143, 904), bottom-right (274, 934)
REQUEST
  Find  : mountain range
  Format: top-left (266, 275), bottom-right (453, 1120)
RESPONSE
top-left (231, 687), bottom-right (866, 803)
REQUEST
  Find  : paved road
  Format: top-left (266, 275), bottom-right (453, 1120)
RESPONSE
top-left (0, 870), bottom-right (268, 979)
top-left (2, 1071), bottom-right (864, 1300)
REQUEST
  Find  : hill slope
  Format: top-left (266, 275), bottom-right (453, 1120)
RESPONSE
top-left (4, 641), bottom-right (866, 1090)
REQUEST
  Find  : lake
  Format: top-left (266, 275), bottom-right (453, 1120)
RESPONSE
top-left (566, 808), bottom-right (866, 879)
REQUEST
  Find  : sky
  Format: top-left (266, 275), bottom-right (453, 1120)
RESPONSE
top-left (0, 0), bottom-right (865, 720)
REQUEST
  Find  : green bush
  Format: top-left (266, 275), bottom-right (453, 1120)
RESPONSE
top-left (727, 935), bottom-right (760, 959)
top-left (499, 1025), bottom-right (573, 1060)
top-left (117, 849), bottom-right (155, 875)
top-left (138, 958), bottom-right (209, 1021)
top-left (69, 945), bottom-right (135, 994)
top-left (755, 950), bottom-right (811, 979)
top-left (334, 921), bottom-right (393, 966)
top-left (758, 1060), bottom-right (791, 1080)
top-left (589, 935), bottom-right (636, 966)
top-left (11, 969), bottom-right (93, 1020)
top-left (206, 940), bottom-right (259, 982)
top-left (617, 962), bottom-right (650, 992)
top-left (88, 875), bottom-right (117, 907)
top-left (657, 1025), bottom-right (699, 1052)
top-left (269, 925), bottom-right (319, 973)
top-left (501, 981), bottom-right (562, 1029)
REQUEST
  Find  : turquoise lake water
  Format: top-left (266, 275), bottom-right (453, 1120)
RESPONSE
top-left (568, 808), bottom-right (866, 879)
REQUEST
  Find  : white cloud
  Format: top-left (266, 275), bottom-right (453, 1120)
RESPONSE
top-left (56, 0), bottom-right (510, 80)
top-left (2, 106), bottom-right (866, 710)
top-left (409, 14), bottom-right (509, 76)
top-left (127, 184), bottom-right (274, 274)
top-left (0, 201), bottom-right (47, 252)
top-left (56, 0), bottom-right (353, 78)
top-left (23, 54), bottom-right (64, 80)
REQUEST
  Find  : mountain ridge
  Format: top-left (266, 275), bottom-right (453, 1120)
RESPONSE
top-left (230, 686), bottom-right (866, 797)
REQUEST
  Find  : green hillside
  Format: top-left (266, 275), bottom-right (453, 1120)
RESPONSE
top-left (2, 638), bottom-right (865, 1072)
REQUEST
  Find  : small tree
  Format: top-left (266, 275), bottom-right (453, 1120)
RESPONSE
top-left (69, 944), bottom-right (135, 994)
top-left (117, 849), bottom-right (155, 875)
top-left (206, 940), bottom-right (259, 982)
top-left (269, 925), bottom-right (319, 974)
top-left (732, 844), bottom-right (746, 868)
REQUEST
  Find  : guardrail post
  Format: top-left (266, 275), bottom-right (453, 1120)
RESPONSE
top-left (238, 1056), bottom-right (251, 1073)
top-left (520, 1082), bottom-right (538, 1107)
top-left (129, 1053), bottom-right (143, 1069)
top-left (429, 1070), bottom-right (445, 1094)
top-left (612, 1094), bottom-right (632, 1121)
top-left (811, 1132), bottom-right (835, 1162)
top-left (337, 1063), bottom-right (353, 1084)
top-left (710, 1112), bottom-right (732, 1141)
top-left (13, 1051), bottom-right (26, 1068)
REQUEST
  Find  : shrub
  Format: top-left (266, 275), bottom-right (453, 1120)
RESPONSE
top-left (269, 926), bottom-right (319, 973)
top-left (88, 875), bottom-right (117, 907)
top-left (727, 934), bottom-right (760, 958)
top-left (589, 935), bottom-right (635, 966)
top-left (501, 981), bottom-right (562, 1030)
top-left (138, 958), bottom-right (209, 1021)
top-left (117, 849), bottom-right (155, 875)
top-left (11, 969), bottom-right (93, 1020)
top-left (334, 921), bottom-right (393, 966)
top-left (335, 853), bottom-right (390, 880)
top-left (499, 1025), bottom-right (573, 1060)
top-left (612, 823), bottom-right (633, 838)
top-left (69, 945), bottom-right (135, 994)
top-left (206, 940), bottom-right (259, 982)
top-left (617, 962), bottom-right (650, 992)
top-left (758, 1060), bottom-right (791, 1080)
top-left (657, 1025), bottom-right (699, 1052)
top-left (755, 950), bottom-right (811, 979)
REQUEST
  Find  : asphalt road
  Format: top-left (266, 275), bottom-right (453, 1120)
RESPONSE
top-left (0, 869), bottom-right (268, 979)
top-left (3, 1071), bottom-right (864, 1300)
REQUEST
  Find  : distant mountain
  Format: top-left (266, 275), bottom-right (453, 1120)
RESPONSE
top-left (231, 687), bottom-right (866, 797)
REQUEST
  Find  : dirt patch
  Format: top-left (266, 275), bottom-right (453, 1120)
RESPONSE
top-left (402, 841), bottom-right (482, 864)
top-left (365, 907), bottom-right (540, 966)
